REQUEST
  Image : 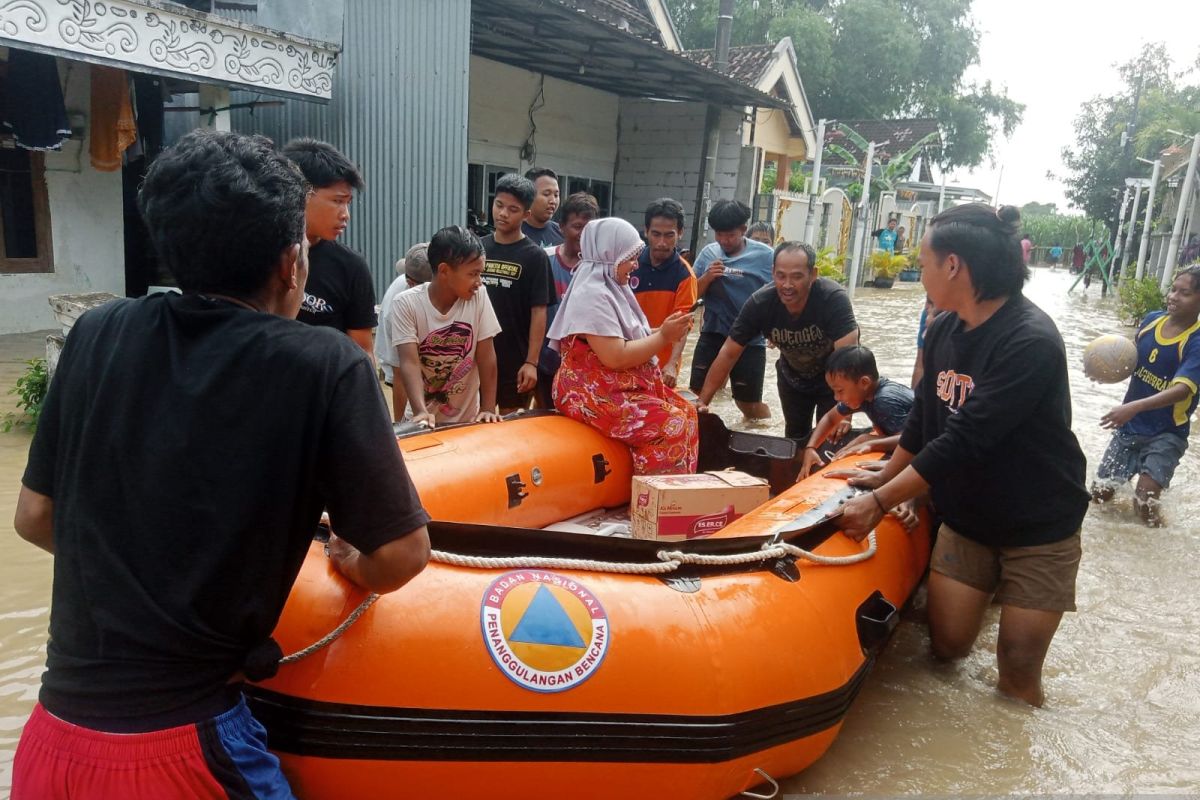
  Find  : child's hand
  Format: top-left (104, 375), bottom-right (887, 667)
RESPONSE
top-left (832, 418), bottom-right (852, 439)
top-left (798, 447), bottom-right (821, 479)
top-left (475, 410), bottom-right (502, 423)
top-left (412, 411), bottom-right (437, 429)
top-left (890, 500), bottom-right (920, 533)
top-left (1100, 403), bottom-right (1137, 429)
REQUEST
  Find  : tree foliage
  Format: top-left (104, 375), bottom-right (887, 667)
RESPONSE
top-left (1060, 43), bottom-right (1200, 231)
top-left (664, 0), bottom-right (1023, 169)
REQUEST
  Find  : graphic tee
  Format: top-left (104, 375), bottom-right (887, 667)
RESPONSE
top-left (1121, 311), bottom-right (1200, 437)
top-left (729, 280), bottom-right (858, 393)
top-left (481, 234), bottom-right (553, 388)
top-left (389, 284), bottom-right (502, 423)
top-left (900, 294), bottom-right (1088, 546)
top-left (297, 239), bottom-right (378, 332)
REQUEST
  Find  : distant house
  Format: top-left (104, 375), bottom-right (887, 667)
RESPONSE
top-left (0, 0), bottom-right (343, 334)
top-left (684, 39), bottom-right (817, 200)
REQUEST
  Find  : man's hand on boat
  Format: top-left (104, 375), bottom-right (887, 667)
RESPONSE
top-left (325, 530), bottom-right (432, 594)
top-left (475, 410), bottom-right (502, 424)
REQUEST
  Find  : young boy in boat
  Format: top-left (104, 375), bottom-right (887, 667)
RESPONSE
top-left (12, 130), bottom-right (431, 798)
top-left (835, 204), bottom-right (1088, 707)
top-left (390, 225), bottom-right (503, 428)
top-left (1091, 264), bottom-right (1200, 527)
top-left (797, 344), bottom-right (914, 479)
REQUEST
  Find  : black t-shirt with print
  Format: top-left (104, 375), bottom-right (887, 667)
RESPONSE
top-left (297, 239), bottom-right (378, 332)
top-left (23, 293), bottom-right (429, 726)
top-left (481, 234), bottom-right (553, 385)
top-left (729, 279), bottom-right (858, 393)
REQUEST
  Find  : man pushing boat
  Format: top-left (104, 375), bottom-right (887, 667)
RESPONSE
top-left (12, 130), bottom-right (431, 798)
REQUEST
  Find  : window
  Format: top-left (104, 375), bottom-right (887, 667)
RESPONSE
top-left (564, 175), bottom-right (612, 216)
top-left (0, 147), bottom-right (54, 274)
top-left (466, 163), bottom-right (518, 228)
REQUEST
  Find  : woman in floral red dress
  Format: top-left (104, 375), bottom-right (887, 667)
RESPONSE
top-left (547, 217), bottom-right (698, 474)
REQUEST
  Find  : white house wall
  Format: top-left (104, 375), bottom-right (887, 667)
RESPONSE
top-left (468, 56), bottom-right (618, 180)
top-left (613, 98), bottom-right (742, 245)
top-left (1, 62), bottom-right (123, 335)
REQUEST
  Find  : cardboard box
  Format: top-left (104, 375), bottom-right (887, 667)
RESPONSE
top-left (631, 470), bottom-right (769, 541)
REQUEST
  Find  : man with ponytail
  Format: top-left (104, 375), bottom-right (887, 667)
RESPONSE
top-left (834, 204), bottom-right (1088, 707)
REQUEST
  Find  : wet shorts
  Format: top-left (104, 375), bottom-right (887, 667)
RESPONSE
top-left (12, 698), bottom-right (294, 800)
top-left (688, 332), bottom-right (766, 403)
top-left (930, 524), bottom-right (1082, 613)
top-left (1095, 429), bottom-right (1189, 490)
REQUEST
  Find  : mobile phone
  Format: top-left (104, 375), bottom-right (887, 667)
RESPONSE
top-left (688, 299), bottom-right (705, 313)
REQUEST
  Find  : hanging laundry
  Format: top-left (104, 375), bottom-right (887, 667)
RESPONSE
top-left (90, 65), bottom-right (137, 172)
top-left (1, 50), bottom-right (71, 151)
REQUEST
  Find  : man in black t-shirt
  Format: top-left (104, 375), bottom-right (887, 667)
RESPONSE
top-left (12, 131), bottom-right (430, 798)
top-left (482, 173), bottom-right (553, 411)
top-left (696, 242), bottom-right (860, 440)
top-left (282, 138), bottom-right (378, 359)
top-left (522, 166), bottom-right (564, 247)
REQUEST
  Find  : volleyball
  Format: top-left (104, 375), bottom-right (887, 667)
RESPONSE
top-left (1082, 334), bottom-right (1137, 384)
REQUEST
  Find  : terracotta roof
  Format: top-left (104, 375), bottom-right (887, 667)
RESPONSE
top-left (825, 119), bottom-right (941, 165)
top-left (683, 44), bottom-right (777, 87)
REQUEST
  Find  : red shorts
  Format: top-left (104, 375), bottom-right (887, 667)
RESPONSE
top-left (12, 699), bottom-right (294, 799)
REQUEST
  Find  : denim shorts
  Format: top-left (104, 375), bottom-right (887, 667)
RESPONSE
top-left (1096, 429), bottom-right (1189, 489)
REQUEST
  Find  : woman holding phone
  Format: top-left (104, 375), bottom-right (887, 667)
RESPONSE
top-left (547, 217), bottom-right (698, 475)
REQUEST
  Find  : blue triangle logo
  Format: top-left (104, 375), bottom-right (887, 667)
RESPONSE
top-left (509, 585), bottom-right (586, 648)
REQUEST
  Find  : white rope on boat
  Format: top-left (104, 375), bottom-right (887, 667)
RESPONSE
top-left (430, 549), bottom-right (684, 574)
top-left (278, 531), bottom-right (877, 667)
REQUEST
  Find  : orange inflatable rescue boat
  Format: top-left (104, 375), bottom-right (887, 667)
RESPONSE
top-left (247, 412), bottom-right (931, 799)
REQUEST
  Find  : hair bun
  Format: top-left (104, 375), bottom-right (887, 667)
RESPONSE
top-left (996, 205), bottom-right (1021, 229)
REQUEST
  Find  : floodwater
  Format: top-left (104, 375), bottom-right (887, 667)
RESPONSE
top-left (1, 270), bottom-right (1197, 797)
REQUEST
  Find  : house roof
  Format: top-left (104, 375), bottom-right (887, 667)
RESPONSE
top-left (682, 44), bottom-right (777, 87)
top-left (470, 0), bottom-right (787, 109)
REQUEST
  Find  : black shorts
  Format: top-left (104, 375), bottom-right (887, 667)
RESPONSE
top-left (688, 332), bottom-right (766, 403)
top-left (497, 381), bottom-right (533, 411)
top-left (777, 376), bottom-right (835, 440)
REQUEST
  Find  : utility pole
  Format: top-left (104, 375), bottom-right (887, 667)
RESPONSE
top-left (1161, 131), bottom-right (1200, 291)
top-left (1110, 186), bottom-right (1131, 279)
top-left (690, 0), bottom-right (734, 256)
top-left (1119, 183), bottom-right (1143, 288)
top-left (846, 140), bottom-right (876, 299)
top-left (802, 118), bottom-right (827, 245)
top-left (1135, 158), bottom-right (1161, 280)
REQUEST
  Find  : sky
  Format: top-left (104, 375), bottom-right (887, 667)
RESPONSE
top-left (946, 0), bottom-right (1198, 214)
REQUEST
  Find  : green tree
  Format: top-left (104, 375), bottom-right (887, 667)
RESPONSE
top-left (1021, 201), bottom-right (1059, 217)
top-left (665, 0), bottom-right (1023, 169)
top-left (1060, 43), bottom-right (1198, 232)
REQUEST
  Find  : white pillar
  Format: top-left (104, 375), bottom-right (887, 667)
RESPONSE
top-left (1162, 133), bottom-right (1200, 292)
top-left (1135, 160), bottom-right (1161, 281)
top-left (846, 140), bottom-right (875, 299)
top-left (1110, 186), bottom-right (1131, 277)
top-left (198, 85), bottom-right (231, 132)
top-left (803, 118), bottom-right (826, 244)
top-left (1119, 186), bottom-right (1142, 287)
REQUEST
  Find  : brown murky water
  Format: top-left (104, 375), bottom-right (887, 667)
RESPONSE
top-left (1, 270), bottom-right (1197, 796)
